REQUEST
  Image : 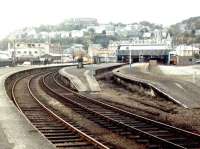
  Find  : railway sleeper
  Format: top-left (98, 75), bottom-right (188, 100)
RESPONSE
top-left (135, 138), bottom-right (149, 144)
top-left (55, 142), bottom-right (92, 148)
top-left (165, 137), bottom-right (186, 143)
top-left (148, 144), bottom-right (161, 149)
top-left (124, 122), bottom-right (147, 126)
top-left (44, 133), bottom-right (78, 137)
top-left (132, 125), bottom-right (155, 128)
top-left (34, 123), bottom-right (64, 127)
top-left (139, 127), bottom-right (160, 131)
top-left (28, 117), bottom-right (55, 121)
top-left (30, 119), bottom-right (56, 123)
top-left (40, 129), bottom-right (73, 133)
top-left (50, 138), bottom-right (83, 143)
top-left (177, 142), bottom-right (200, 148)
top-left (147, 130), bottom-right (170, 134)
top-left (38, 127), bottom-right (67, 130)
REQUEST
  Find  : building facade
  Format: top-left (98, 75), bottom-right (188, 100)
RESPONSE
top-left (169, 45), bottom-right (200, 65)
top-left (88, 44), bottom-right (117, 63)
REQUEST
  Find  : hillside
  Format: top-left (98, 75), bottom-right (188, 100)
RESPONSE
top-left (169, 16), bottom-right (200, 45)
top-left (0, 19), bottom-right (163, 50)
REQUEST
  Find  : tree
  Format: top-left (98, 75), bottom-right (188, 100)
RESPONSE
top-left (102, 30), bottom-right (106, 35)
top-left (0, 39), bottom-right (9, 50)
top-left (194, 53), bottom-right (200, 59)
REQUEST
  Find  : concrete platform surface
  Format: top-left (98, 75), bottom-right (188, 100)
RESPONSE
top-left (113, 64), bottom-right (200, 109)
top-left (59, 63), bottom-right (122, 92)
top-left (0, 66), bottom-right (56, 149)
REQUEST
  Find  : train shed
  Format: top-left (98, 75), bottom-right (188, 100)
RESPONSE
top-left (117, 43), bottom-right (172, 64)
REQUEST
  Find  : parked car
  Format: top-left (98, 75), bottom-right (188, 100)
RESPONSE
top-left (194, 60), bottom-right (200, 64)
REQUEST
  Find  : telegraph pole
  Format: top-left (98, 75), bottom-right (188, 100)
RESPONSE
top-left (129, 46), bottom-right (132, 71)
top-left (13, 39), bottom-right (16, 66)
top-left (59, 33), bottom-right (62, 63)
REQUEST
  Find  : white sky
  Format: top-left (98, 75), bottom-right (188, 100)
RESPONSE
top-left (0, 0), bottom-right (199, 38)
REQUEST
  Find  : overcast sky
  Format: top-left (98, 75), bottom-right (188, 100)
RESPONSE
top-left (0, 0), bottom-right (199, 38)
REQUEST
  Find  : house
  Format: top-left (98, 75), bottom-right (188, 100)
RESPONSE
top-left (0, 50), bottom-right (11, 66)
top-left (65, 18), bottom-right (98, 26)
top-left (169, 45), bottom-right (200, 65)
top-left (0, 50), bottom-right (11, 60)
top-left (88, 44), bottom-right (117, 63)
top-left (143, 32), bottom-right (152, 39)
top-left (70, 30), bottom-right (84, 38)
top-left (195, 29), bottom-right (200, 36)
top-left (14, 42), bottom-right (50, 54)
top-left (8, 42), bottom-right (50, 63)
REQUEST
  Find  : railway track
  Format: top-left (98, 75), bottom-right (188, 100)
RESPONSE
top-left (42, 72), bottom-right (200, 149)
top-left (11, 72), bottom-right (109, 149)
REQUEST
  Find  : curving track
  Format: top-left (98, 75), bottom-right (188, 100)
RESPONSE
top-left (11, 72), bottom-right (109, 149)
top-left (41, 72), bottom-right (200, 149)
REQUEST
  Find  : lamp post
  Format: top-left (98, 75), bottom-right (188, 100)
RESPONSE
top-left (59, 33), bottom-right (63, 63)
top-left (9, 35), bottom-right (16, 66)
top-left (129, 46), bottom-right (132, 71)
top-left (90, 51), bottom-right (94, 77)
top-left (13, 39), bottom-right (16, 66)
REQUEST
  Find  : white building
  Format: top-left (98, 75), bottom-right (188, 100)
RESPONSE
top-left (0, 50), bottom-right (11, 60)
top-left (88, 44), bottom-right (117, 63)
top-left (8, 42), bottom-right (50, 62)
top-left (14, 43), bottom-right (50, 54)
top-left (12, 48), bottom-right (41, 58)
top-left (70, 30), bottom-right (84, 38)
top-left (195, 29), bottom-right (200, 36)
top-left (173, 45), bottom-right (200, 56)
top-left (39, 32), bottom-right (49, 39)
top-left (169, 45), bottom-right (200, 65)
top-left (143, 32), bottom-right (152, 39)
top-left (93, 26), bottom-right (106, 34)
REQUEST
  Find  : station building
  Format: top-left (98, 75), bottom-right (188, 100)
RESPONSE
top-left (8, 42), bottom-right (50, 63)
top-left (88, 44), bottom-right (117, 63)
top-left (117, 43), bottom-right (172, 64)
top-left (169, 45), bottom-right (200, 65)
top-left (116, 30), bottom-right (173, 64)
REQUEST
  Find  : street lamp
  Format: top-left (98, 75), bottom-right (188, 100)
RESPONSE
top-left (90, 51), bottom-right (94, 77)
top-left (13, 39), bottom-right (16, 66)
top-left (129, 46), bottom-right (132, 71)
top-left (9, 35), bottom-right (16, 66)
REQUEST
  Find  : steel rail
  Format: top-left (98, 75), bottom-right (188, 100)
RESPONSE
top-left (41, 72), bottom-right (200, 148)
top-left (11, 72), bottom-right (109, 149)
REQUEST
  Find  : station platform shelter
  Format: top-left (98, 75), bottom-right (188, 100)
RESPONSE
top-left (117, 44), bottom-right (172, 64)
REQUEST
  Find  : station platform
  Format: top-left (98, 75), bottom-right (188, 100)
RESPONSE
top-left (59, 63), bottom-right (122, 92)
top-left (0, 66), bottom-right (56, 149)
top-left (113, 63), bottom-right (200, 109)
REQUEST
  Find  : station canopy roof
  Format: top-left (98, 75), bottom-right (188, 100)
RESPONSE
top-left (175, 45), bottom-right (200, 51)
top-left (118, 44), bottom-right (172, 56)
top-left (119, 44), bottom-right (172, 51)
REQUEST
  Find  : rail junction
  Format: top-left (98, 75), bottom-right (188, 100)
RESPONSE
top-left (1, 63), bottom-right (200, 149)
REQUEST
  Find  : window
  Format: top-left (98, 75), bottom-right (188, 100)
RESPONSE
top-left (28, 44), bottom-right (31, 48)
top-left (24, 51), bottom-right (27, 54)
top-left (35, 51), bottom-right (38, 54)
top-left (17, 51), bottom-right (21, 54)
top-left (29, 51), bottom-right (32, 55)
